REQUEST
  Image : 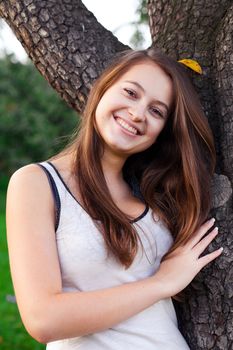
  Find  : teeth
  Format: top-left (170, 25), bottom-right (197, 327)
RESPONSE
top-left (116, 117), bottom-right (138, 135)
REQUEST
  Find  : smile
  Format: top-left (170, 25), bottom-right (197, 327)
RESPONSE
top-left (114, 116), bottom-right (139, 136)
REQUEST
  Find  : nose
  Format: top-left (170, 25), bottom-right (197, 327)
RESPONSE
top-left (128, 104), bottom-right (146, 122)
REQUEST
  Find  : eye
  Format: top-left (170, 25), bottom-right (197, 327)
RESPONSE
top-left (149, 106), bottom-right (165, 118)
top-left (124, 88), bottom-right (137, 98)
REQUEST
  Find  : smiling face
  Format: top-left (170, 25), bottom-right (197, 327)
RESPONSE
top-left (95, 60), bottom-right (173, 160)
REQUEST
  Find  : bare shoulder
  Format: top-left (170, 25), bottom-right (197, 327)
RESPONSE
top-left (9, 163), bottom-right (47, 186)
top-left (6, 163), bottom-right (55, 228)
top-left (7, 163), bottom-right (52, 199)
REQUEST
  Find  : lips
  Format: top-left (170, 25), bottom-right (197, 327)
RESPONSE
top-left (114, 116), bottom-right (142, 135)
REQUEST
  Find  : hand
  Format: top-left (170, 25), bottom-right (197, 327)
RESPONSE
top-left (153, 218), bottom-right (223, 298)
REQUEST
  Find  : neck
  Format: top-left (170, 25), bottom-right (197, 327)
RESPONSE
top-left (100, 149), bottom-right (130, 200)
top-left (101, 149), bottom-right (126, 182)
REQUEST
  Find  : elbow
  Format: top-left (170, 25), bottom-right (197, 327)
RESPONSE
top-left (25, 321), bottom-right (52, 344)
top-left (19, 296), bottom-right (66, 344)
top-left (23, 311), bottom-right (55, 344)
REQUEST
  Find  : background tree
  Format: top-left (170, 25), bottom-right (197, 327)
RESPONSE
top-left (0, 1), bottom-right (232, 349)
top-left (0, 54), bottom-right (78, 175)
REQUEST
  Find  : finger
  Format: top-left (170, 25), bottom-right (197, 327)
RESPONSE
top-left (187, 218), bottom-right (216, 249)
top-left (193, 227), bottom-right (219, 256)
top-left (198, 247), bottom-right (223, 269)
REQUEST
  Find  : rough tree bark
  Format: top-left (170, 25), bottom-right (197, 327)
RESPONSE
top-left (0, 1), bottom-right (232, 349)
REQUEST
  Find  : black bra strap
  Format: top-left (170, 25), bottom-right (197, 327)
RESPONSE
top-left (37, 163), bottom-right (61, 231)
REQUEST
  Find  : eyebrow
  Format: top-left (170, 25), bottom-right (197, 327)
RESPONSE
top-left (124, 80), bottom-right (169, 114)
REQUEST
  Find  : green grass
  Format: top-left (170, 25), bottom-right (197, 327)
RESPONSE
top-left (0, 179), bottom-right (45, 350)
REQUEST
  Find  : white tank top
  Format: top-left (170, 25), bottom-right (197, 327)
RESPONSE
top-left (39, 161), bottom-right (190, 350)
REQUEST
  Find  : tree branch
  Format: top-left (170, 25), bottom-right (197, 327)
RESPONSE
top-left (0, 0), bottom-right (128, 112)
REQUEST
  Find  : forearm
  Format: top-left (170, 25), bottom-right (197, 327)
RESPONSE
top-left (30, 276), bottom-right (163, 343)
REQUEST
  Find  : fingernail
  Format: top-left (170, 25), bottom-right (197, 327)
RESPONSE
top-left (219, 247), bottom-right (223, 252)
top-left (213, 226), bottom-right (219, 232)
top-left (209, 217), bottom-right (215, 223)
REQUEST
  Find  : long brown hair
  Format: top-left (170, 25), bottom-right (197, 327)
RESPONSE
top-left (69, 48), bottom-right (215, 268)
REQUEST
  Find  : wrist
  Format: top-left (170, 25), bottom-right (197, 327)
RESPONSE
top-left (149, 274), bottom-right (170, 301)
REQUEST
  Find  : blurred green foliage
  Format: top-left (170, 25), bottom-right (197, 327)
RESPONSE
top-left (130, 0), bottom-right (149, 49)
top-left (137, 0), bottom-right (149, 23)
top-left (0, 54), bottom-right (79, 176)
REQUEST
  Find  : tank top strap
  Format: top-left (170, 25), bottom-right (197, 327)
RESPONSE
top-left (37, 161), bottom-right (68, 231)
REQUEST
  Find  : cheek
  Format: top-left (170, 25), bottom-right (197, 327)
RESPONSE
top-left (95, 99), bottom-right (110, 130)
top-left (95, 99), bottom-right (105, 121)
top-left (148, 120), bottom-right (166, 139)
top-left (95, 100), bottom-right (111, 124)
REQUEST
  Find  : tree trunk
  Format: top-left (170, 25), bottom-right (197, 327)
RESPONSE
top-left (1, 0), bottom-right (232, 349)
top-left (148, 0), bottom-right (233, 348)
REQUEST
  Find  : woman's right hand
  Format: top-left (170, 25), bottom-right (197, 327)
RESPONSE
top-left (153, 218), bottom-right (223, 298)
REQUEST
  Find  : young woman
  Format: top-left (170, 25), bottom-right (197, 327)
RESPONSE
top-left (6, 48), bottom-right (222, 349)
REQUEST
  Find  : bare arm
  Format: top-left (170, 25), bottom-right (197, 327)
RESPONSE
top-left (6, 165), bottom-right (222, 344)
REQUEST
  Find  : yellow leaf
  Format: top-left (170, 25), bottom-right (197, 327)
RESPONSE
top-left (178, 59), bottom-right (203, 74)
